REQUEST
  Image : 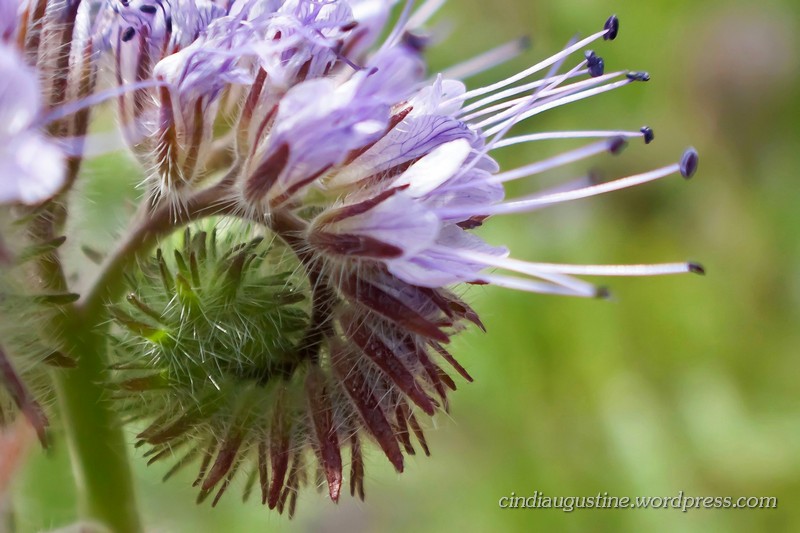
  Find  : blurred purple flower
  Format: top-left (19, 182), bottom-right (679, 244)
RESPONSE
top-left (0, 43), bottom-right (65, 206)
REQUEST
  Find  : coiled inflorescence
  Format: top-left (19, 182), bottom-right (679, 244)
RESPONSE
top-left (110, 225), bottom-right (475, 514)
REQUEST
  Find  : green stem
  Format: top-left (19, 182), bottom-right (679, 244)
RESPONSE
top-left (51, 309), bottom-right (142, 533)
top-left (30, 200), bottom-right (143, 532)
top-left (48, 174), bottom-right (241, 531)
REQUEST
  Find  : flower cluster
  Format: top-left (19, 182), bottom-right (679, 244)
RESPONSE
top-left (0, 0), bottom-right (701, 520)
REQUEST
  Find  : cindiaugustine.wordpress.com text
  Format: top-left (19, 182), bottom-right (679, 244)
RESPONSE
top-left (498, 491), bottom-right (778, 512)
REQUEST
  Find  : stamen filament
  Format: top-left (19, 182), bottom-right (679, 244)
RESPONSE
top-left (489, 140), bottom-right (614, 184)
top-left (453, 29), bottom-right (609, 102)
top-left (484, 77), bottom-right (634, 136)
top-left (459, 68), bottom-right (589, 115)
top-left (465, 70), bottom-right (625, 124)
top-left (441, 37), bottom-right (531, 81)
top-left (494, 129), bottom-right (648, 148)
top-left (476, 273), bottom-right (600, 297)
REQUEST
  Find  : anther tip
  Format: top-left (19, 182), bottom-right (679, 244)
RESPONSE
top-left (608, 136), bottom-right (628, 155)
top-left (121, 27), bottom-right (136, 42)
top-left (584, 50), bottom-right (605, 77)
top-left (518, 36), bottom-right (533, 50)
top-left (688, 262), bottom-right (706, 275)
top-left (680, 147), bottom-right (699, 179)
top-left (596, 286), bottom-right (613, 300)
top-left (603, 15), bottom-right (619, 41)
top-left (402, 31), bottom-right (429, 52)
top-left (640, 126), bottom-right (655, 144)
top-left (139, 4), bottom-right (157, 14)
top-left (626, 71), bottom-right (650, 82)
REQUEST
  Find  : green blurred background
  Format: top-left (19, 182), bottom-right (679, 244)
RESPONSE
top-left (12, 0), bottom-right (800, 531)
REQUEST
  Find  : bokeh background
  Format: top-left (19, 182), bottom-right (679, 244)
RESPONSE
top-left (11, 0), bottom-right (800, 531)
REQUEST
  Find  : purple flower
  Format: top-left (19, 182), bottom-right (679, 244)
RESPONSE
top-left (243, 44), bottom-right (424, 204)
top-left (103, 3), bottom-right (702, 516)
top-left (0, 43), bottom-right (66, 205)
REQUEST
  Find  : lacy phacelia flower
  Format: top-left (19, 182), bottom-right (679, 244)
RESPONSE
top-left (0, 17), bottom-right (66, 206)
top-left (96, 1), bottom-right (702, 517)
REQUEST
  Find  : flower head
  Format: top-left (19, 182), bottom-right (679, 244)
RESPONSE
top-left (101, 1), bottom-right (702, 518)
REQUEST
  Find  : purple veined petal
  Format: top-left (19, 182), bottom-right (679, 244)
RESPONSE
top-left (392, 138), bottom-right (472, 197)
top-left (249, 75), bottom-right (394, 203)
top-left (328, 113), bottom-right (476, 188)
top-left (253, 0), bottom-right (355, 84)
top-left (326, 77), bottom-right (473, 189)
top-left (357, 43), bottom-right (426, 103)
top-left (153, 37), bottom-right (257, 101)
top-left (409, 76), bottom-right (468, 117)
top-left (311, 191), bottom-right (441, 259)
top-left (387, 225), bottom-right (508, 287)
top-left (422, 168), bottom-right (506, 221)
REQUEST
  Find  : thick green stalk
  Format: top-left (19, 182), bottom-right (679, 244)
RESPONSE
top-left (30, 202), bottom-right (142, 533)
top-left (51, 309), bottom-right (142, 533)
top-left (47, 176), bottom-right (238, 531)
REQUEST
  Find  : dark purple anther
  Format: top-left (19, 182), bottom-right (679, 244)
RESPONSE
top-left (401, 31), bottom-right (430, 52)
top-left (680, 147), bottom-right (699, 179)
top-left (584, 50), bottom-right (605, 78)
top-left (121, 27), bottom-right (136, 42)
top-left (596, 287), bottom-right (612, 299)
top-left (640, 126), bottom-right (654, 144)
top-left (140, 4), bottom-right (157, 14)
top-left (688, 262), bottom-right (706, 275)
top-left (626, 71), bottom-right (650, 82)
top-left (603, 15), bottom-right (619, 40)
top-left (608, 136), bottom-right (628, 155)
